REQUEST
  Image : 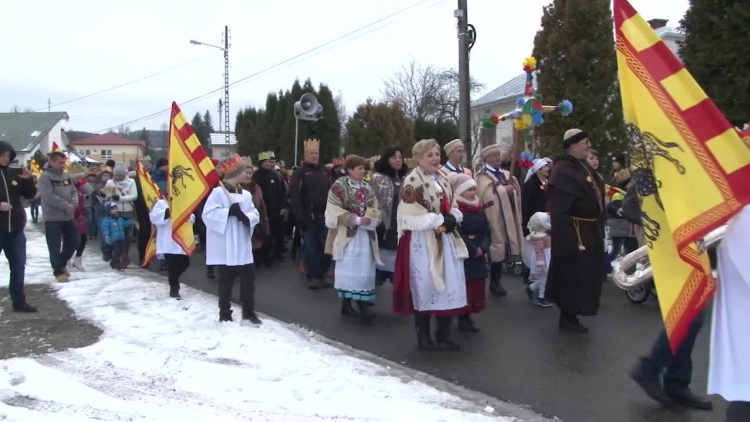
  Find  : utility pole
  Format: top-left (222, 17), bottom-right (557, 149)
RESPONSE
top-left (223, 25), bottom-right (230, 146)
top-left (47, 98), bottom-right (51, 112)
top-left (218, 99), bottom-right (223, 132)
top-left (456, 0), bottom-right (473, 155)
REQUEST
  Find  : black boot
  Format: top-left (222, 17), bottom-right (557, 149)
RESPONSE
top-left (558, 310), bottom-right (588, 333)
top-left (340, 298), bottom-right (359, 317)
top-left (458, 314), bottom-right (479, 333)
top-left (207, 266), bottom-right (215, 279)
top-left (357, 300), bottom-right (376, 323)
top-left (435, 316), bottom-right (461, 350)
top-left (489, 264), bottom-right (508, 296)
top-left (415, 314), bottom-right (437, 351)
top-left (169, 285), bottom-right (181, 300)
top-left (219, 309), bottom-right (233, 322)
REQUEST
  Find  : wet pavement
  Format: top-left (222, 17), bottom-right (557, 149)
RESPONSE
top-left (140, 248), bottom-right (726, 422)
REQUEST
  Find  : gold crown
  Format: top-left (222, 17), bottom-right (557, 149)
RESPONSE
top-left (258, 151), bottom-right (275, 161)
top-left (404, 157), bottom-right (416, 167)
top-left (331, 157), bottom-right (345, 166)
top-left (303, 138), bottom-right (320, 151)
top-left (67, 162), bottom-right (87, 177)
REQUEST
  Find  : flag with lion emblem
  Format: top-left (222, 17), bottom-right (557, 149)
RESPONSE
top-left (136, 159), bottom-right (162, 267)
top-left (615, 0), bottom-right (750, 351)
top-left (167, 102), bottom-right (220, 255)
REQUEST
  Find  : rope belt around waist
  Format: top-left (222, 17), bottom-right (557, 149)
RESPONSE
top-left (572, 216), bottom-right (597, 251)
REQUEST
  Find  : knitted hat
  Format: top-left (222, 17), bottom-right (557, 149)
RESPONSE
top-left (217, 154), bottom-right (245, 180)
top-left (481, 144), bottom-right (503, 159)
top-left (449, 172), bottom-right (476, 196)
top-left (444, 139), bottom-right (464, 155)
top-left (113, 162), bottom-right (127, 176)
top-left (155, 158), bottom-right (168, 169)
top-left (527, 212), bottom-right (551, 241)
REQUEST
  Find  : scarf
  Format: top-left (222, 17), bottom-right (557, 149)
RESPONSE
top-left (397, 166), bottom-right (468, 291)
top-left (324, 176), bottom-right (382, 264)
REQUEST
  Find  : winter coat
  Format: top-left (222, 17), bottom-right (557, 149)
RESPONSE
top-left (241, 182), bottom-right (270, 250)
top-left (457, 202), bottom-right (491, 280)
top-left (73, 181), bottom-right (88, 235)
top-left (0, 141), bottom-right (36, 233)
top-left (521, 175), bottom-right (548, 237)
top-left (101, 204), bottom-right (134, 243)
top-left (38, 166), bottom-right (77, 222)
top-left (290, 162), bottom-right (331, 226)
top-left (252, 167), bottom-right (288, 220)
top-left (475, 165), bottom-right (524, 262)
top-left (110, 176), bottom-right (138, 214)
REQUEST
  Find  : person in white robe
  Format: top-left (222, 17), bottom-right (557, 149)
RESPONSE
top-left (202, 155), bottom-right (261, 324)
top-left (149, 198), bottom-right (194, 299)
top-left (709, 205), bottom-right (750, 422)
top-left (324, 155), bottom-right (381, 323)
top-left (393, 139), bottom-right (468, 351)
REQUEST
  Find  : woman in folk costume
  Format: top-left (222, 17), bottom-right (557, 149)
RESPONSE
top-left (393, 139), bottom-right (469, 351)
top-left (324, 155), bottom-right (382, 322)
top-left (202, 154), bottom-right (262, 324)
top-left (448, 172), bottom-right (490, 333)
top-left (475, 144), bottom-right (524, 297)
top-left (371, 146), bottom-right (408, 284)
top-left (149, 182), bottom-right (193, 300)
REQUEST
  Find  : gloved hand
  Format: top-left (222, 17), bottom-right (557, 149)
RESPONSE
top-left (228, 202), bottom-right (243, 218)
top-left (164, 208), bottom-right (170, 220)
top-left (111, 194), bottom-right (120, 201)
top-left (442, 213), bottom-right (457, 233)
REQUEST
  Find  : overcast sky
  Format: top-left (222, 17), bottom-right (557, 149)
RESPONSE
top-left (1, 0), bottom-right (688, 133)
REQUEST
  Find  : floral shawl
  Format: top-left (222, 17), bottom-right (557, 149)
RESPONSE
top-left (324, 176), bottom-right (381, 264)
top-left (397, 166), bottom-right (468, 291)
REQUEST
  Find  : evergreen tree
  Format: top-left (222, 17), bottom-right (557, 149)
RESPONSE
top-left (32, 150), bottom-right (47, 168)
top-left (203, 110), bottom-right (215, 133)
top-left (344, 99), bottom-right (414, 157)
top-left (679, 0), bottom-right (750, 127)
top-left (138, 127), bottom-right (156, 159)
top-left (191, 112), bottom-right (211, 153)
top-left (413, 120), bottom-right (459, 160)
top-left (316, 83), bottom-right (341, 162)
top-left (532, 0), bottom-right (626, 162)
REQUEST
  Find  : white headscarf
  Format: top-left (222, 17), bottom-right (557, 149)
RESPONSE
top-left (524, 158), bottom-right (552, 183)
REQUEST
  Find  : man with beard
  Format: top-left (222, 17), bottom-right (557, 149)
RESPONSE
top-left (252, 151), bottom-right (288, 266)
top-left (545, 129), bottom-right (605, 333)
top-left (290, 139), bottom-right (332, 289)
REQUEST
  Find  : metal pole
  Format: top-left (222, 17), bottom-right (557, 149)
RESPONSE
top-left (294, 117), bottom-right (299, 166)
top-left (224, 25), bottom-right (230, 146)
top-left (456, 0), bottom-right (471, 154)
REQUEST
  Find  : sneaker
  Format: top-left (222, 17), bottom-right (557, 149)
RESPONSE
top-left (55, 273), bottom-right (70, 283)
top-left (13, 302), bottom-right (38, 313)
top-left (525, 285), bottom-right (535, 301)
top-left (536, 298), bottom-right (553, 308)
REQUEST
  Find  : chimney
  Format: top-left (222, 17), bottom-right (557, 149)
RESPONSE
top-left (648, 19), bottom-right (669, 29)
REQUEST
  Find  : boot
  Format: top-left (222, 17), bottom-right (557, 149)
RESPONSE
top-left (219, 309), bottom-right (234, 322)
top-left (207, 266), bottom-right (215, 279)
top-left (457, 314), bottom-right (479, 333)
top-left (489, 264), bottom-right (508, 296)
top-left (169, 285), bottom-right (181, 300)
top-left (435, 316), bottom-right (461, 350)
top-left (121, 256), bottom-right (130, 269)
top-left (558, 311), bottom-right (588, 333)
top-left (13, 302), bottom-right (38, 313)
top-left (243, 311), bottom-right (262, 325)
top-left (73, 256), bottom-right (85, 272)
top-left (356, 300), bottom-right (376, 323)
top-left (340, 298), bottom-right (359, 317)
top-left (415, 314), bottom-right (437, 351)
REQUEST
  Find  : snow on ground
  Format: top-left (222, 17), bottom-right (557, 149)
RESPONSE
top-left (0, 224), bottom-right (515, 421)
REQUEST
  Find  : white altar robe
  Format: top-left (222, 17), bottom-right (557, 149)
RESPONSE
top-left (202, 186), bottom-right (260, 266)
top-left (708, 204), bottom-right (750, 402)
top-left (149, 199), bottom-right (194, 255)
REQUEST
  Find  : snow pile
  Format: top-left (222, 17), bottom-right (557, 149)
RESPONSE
top-left (0, 227), bottom-right (511, 421)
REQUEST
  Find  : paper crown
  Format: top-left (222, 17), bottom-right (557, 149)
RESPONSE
top-left (404, 157), bottom-right (416, 168)
top-left (241, 156), bottom-right (254, 168)
top-left (67, 162), bottom-right (87, 177)
top-left (303, 138), bottom-right (320, 151)
top-left (258, 151), bottom-right (275, 161)
top-left (331, 157), bottom-right (345, 167)
top-left (217, 154), bottom-right (245, 179)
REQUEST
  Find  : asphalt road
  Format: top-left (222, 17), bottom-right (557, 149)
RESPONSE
top-left (135, 246), bottom-right (727, 422)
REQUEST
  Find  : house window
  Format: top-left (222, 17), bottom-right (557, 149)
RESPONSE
top-left (484, 108), bottom-right (492, 116)
top-left (101, 150), bottom-right (112, 159)
top-left (81, 150), bottom-right (92, 156)
top-left (220, 151), bottom-right (231, 160)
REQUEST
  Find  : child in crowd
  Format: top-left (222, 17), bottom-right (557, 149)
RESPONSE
top-left (524, 212), bottom-right (552, 308)
top-left (449, 173), bottom-right (490, 333)
top-left (101, 203), bottom-right (133, 271)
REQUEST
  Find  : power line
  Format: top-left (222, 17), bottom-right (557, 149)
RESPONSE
top-left (94, 0), bottom-right (439, 133)
top-left (36, 53), bottom-right (215, 112)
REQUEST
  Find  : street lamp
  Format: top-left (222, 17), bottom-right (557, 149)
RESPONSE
top-left (190, 26), bottom-right (231, 146)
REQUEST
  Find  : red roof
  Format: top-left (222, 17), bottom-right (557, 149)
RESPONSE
top-left (72, 133), bottom-right (146, 148)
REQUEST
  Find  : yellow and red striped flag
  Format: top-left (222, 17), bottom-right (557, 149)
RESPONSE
top-left (615, 0), bottom-right (750, 351)
top-left (136, 159), bottom-right (163, 268)
top-left (29, 158), bottom-right (42, 178)
top-left (51, 141), bottom-right (69, 171)
top-left (168, 102), bottom-right (220, 255)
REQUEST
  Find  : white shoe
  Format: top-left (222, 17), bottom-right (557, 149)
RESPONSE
top-left (73, 256), bottom-right (86, 272)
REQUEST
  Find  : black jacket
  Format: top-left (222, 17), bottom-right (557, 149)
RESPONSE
top-left (0, 141), bottom-right (36, 233)
top-left (253, 167), bottom-right (288, 220)
top-left (458, 204), bottom-right (491, 280)
top-left (290, 162), bottom-right (330, 226)
top-left (521, 175), bottom-right (548, 237)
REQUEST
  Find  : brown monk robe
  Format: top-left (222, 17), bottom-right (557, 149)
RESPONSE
top-left (546, 129), bottom-right (606, 333)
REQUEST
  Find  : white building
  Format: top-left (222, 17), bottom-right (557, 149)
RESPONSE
top-left (209, 132), bottom-right (237, 160)
top-left (0, 112), bottom-right (70, 166)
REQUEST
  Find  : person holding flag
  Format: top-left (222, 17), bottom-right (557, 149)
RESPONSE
top-left (149, 180), bottom-right (191, 300)
top-left (202, 154), bottom-right (261, 324)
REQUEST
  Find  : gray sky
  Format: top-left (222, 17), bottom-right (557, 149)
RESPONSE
top-left (1, 0), bottom-right (688, 133)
